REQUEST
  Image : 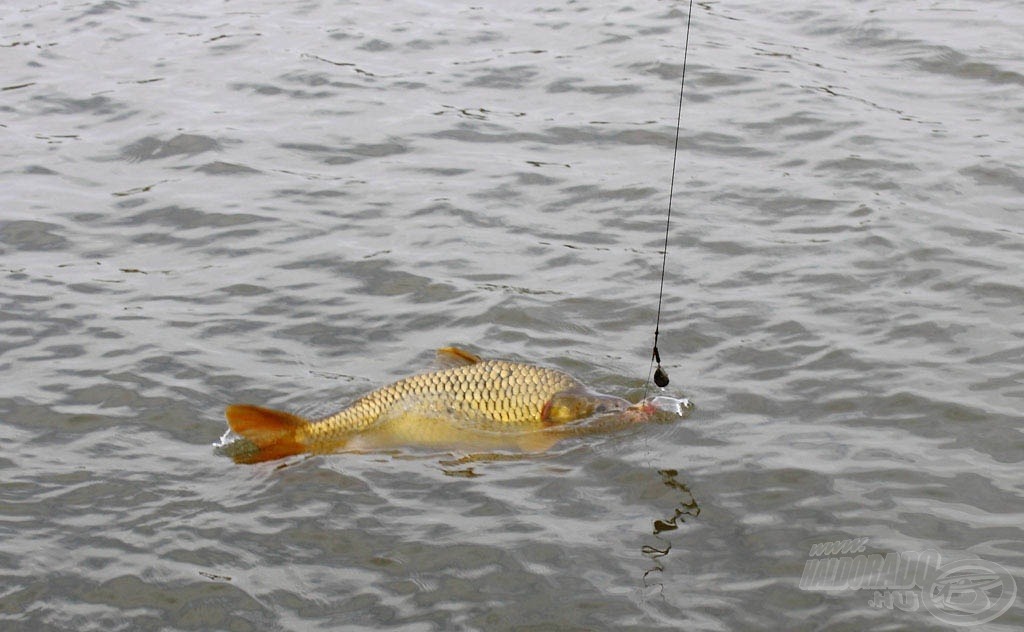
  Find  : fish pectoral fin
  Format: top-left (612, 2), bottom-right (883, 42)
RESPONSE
top-left (515, 431), bottom-right (563, 453)
top-left (224, 404), bottom-right (308, 464)
top-left (435, 346), bottom-right (482, 368)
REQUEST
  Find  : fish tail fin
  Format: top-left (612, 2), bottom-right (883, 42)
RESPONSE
top-left (224, 404), bottom-right (309, 464)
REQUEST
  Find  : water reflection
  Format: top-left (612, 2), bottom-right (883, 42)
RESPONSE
top-left (438, 451), bottom-right (536, 478)
top-left (643, 469), bottom-right (700, 591)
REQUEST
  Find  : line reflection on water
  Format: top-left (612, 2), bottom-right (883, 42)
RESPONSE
top-left (643, 468), bottom-right (701, 593)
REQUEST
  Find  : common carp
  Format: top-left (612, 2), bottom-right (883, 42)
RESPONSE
top-left (217, 346), bottom-right (660, 464)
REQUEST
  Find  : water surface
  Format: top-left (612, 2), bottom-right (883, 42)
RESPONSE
top-left (2, 1), bottom-right (1022, 630)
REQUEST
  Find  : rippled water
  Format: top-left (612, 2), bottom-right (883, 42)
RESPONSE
top-left (2, 1), bottom-right (1022, 630)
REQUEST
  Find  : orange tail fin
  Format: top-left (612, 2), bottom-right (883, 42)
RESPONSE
top-left (224, 404), bottom-right (309, 464)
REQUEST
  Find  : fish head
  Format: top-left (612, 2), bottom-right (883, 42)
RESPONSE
top-left (540, 388), bottom-right (631, 425)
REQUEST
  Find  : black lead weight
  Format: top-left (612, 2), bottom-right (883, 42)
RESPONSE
top-left (654, 365), bottom-right (670, 388)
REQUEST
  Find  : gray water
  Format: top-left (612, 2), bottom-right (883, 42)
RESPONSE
top-left (2, 1), bottom-right (1022, 630)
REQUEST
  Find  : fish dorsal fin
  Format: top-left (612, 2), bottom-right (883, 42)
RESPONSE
top-left (435, 346), bottom-right (482, 368)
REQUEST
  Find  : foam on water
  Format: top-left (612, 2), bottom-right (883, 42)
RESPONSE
top-left (643, 395), bottom-right (694, 417)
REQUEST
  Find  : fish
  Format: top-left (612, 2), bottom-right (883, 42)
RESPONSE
top-left (218, 346), bottom-right (645, 464)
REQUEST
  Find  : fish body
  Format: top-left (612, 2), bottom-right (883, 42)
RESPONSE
top-left (221, 347), bottom-right (632, 463)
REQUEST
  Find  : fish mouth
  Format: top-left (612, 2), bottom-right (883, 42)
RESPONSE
top-left (624, 396), bottom-right (694, 421)
top-left (620, 403), bottom-right (657, 423)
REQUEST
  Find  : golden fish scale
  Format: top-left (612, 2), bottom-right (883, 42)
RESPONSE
top-left (298, 360), bottom-right (580, 449)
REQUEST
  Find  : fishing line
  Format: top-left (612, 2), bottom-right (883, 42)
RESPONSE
top-left (646, 0), bottom-right (694, 398)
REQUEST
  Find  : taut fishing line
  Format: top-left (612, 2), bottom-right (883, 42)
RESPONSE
top-left (645, 0), bottom-right (694, 398)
